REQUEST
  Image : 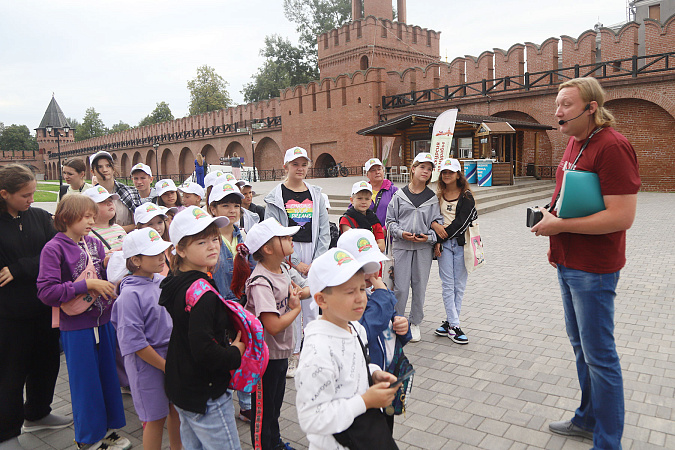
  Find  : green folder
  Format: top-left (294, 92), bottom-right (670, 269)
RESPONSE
top-left (556, 170), bottom-right (606, 219)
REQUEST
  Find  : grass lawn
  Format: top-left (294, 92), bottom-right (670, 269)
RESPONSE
top-left (37, 183), bottom-right (61, 192)
top-left (34, 191), bottom-right (57, 202)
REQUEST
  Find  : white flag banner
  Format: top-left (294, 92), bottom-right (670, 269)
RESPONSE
top-left (430, 109), bottom-right (458, 182)
top-left (381, 137), bottom-right (395, 167)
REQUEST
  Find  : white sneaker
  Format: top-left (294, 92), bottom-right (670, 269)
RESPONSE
top-left (410, 324), bottom-right (421, 342)
top-left (101, 432), bottom-right (131, 450)
top-left (286, 353), bottom-right (299, 378)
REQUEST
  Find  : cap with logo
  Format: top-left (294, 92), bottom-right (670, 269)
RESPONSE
top-left (364, 158), bottom-right (383, 172)
top-left (209, 181), bottom-right (245, 204)
top-left (351, 180), bottom-right (373, 196)
top-left (204, 170), bottom-right (226, 189)
top-left (169, 205), bottom-right (229, 247)
top-left (122, 228), bottom-right (172, 259)
top-left (223, 173), bottom-right (238, 184)
top-left (412, 152), bottom-right (435, 167)
top-left (130, 163), bottom-right (152, 177)
top-left (89, 151), bottom-right (113, 167)
top-left (439, 158), bottom-right (461, 173)
top-left (83, 186), bottom-right (120, 203)
top-left (244, 218), bottom-right (300, 254)
top-left (134, 202), bottom-right (168, 225)
top-left (283, 147), bottom-right (311, 164)
top-left (178, 181), bottom-right (205, 198)
top-left (336, 229), bottom-right (388, 268)
top-left (307, 248), bottom-right (381, 297)
top-left (155, 179), bottom-right (178, 197)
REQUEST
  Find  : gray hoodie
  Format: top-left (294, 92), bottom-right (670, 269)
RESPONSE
top-left (264, 181), bottom-right (330, 266)
top-left (385, 187), bottom-right (442, 251)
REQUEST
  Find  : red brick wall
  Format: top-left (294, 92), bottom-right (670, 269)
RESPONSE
top-left (526, 38), bottom-right (559, 74)
top-left (465, 51), bottom-right (494, 86)
top-left (494, 44), bottom-right (524, 81)
top-left (561, 30), bottom-right (597, 79)
top-left (600, 22), bottom-right (639, 70)
top-left (645, 16), bottom-right (675, 70)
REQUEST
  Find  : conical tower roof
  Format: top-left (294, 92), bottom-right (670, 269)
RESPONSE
top-left (37, 95), bottom-right (71, 129)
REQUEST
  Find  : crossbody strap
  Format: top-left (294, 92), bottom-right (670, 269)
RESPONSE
top-left (349, 322), bottom-right (373, 387)
top-left (90, 228), bottom-right (112, 250)
top-left (372, 189), bottom-right (385, 214)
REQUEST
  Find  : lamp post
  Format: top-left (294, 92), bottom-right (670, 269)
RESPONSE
top-left (249, 126), bottom-right (257, 182)
top-left (46, 125), bottom-right (69, 188)
top-left (153, 142), bottom-right (160, 179)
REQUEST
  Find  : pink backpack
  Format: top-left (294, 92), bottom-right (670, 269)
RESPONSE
top-left (185, 279), bottom-right (269, 393)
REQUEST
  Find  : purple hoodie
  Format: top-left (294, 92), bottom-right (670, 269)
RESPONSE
top-left (369, 179), bottom-right (398, 227)
top-left (37, 233), bottom-right (112, 331)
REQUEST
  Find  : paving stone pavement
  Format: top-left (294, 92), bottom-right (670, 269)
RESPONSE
top-left (18, 191), bottom-right (675, 449)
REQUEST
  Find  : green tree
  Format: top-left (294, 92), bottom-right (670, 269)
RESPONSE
top-left (0, 124), bottom-right (38, 156)
top-left (242, 35), bottom-right (318, 102)
top-left (66, 117), bottom-right (80, 132)
top-left (108, 121), bottom-right (131, 134)
top-left (283, 0), bottom-right (351, 65)
top-left (187, 65), bottom-right (232, 116)
top-left (138, 101), bottom-right (174, 127)
top-left (75, 108), bottom-right (106, 141)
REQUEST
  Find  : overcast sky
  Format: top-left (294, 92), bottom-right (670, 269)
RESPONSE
top-left (0, 0), bottom-right (628, 133)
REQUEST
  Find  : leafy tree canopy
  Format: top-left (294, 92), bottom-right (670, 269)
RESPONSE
top-left (75, 107), bottom-right (106, 142)
top-left (0, 124), bottom-right (38, 155)
top-left (108, 121), bottom-right (131, 134)
top-left (187, 65), bottom-right (232, 116)
top-left (242, 35), bottom-right (318, 103)
top-left (66, 117), bottom-right (80, 132)
top-left (138, 101), bottom-right (174, 127)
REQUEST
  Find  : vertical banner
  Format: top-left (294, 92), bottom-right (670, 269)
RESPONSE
top-left (430, 108), bottom-right (458, 182)
top-left (381, 137), bottom-right (395, 167)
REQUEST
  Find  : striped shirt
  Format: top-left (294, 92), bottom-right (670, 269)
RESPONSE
top-left (90, 224), bottom-right (126, 254)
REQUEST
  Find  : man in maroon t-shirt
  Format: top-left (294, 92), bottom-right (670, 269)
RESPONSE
top-left (532, 77), bottom-right (640, 449)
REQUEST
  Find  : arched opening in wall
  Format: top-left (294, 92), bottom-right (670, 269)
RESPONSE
top-left (132, 151), bottom-right (142, 167)
top-left (314, 153), bottom-right (337, 178)
top-left (254, 137), bottom-right (283, 175)
top-left (146, 150), bottom-right (157, 177)
top-left (606, 97), bottom-right (675, 191)
top-left (179, 147), bottom-right (195, 176)
top-left (225, 141), bottom-right (247, 165)
top-left (201, 144), bottom-right (219, 168)
top-left (360, 55), bottom-right (369, 71)
top-left (120, 153), bottom-right (130, 177)
top-left (492, 110), bottom-right (553, 177)
top-left (49, 162), bottom-right (54, 180)
top-left (161, 148), bottom-right (176, 179)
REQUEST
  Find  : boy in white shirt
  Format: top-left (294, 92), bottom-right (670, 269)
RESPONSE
top-left (296, 248), bottom-right (399, 449)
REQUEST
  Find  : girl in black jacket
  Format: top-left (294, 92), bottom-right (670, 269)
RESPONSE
top-left (0, 164), bottom-right (70, 446)
top-left (431, 159), bottom-right (478, 345)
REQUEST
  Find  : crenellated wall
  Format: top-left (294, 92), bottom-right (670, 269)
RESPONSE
top-left (561, 30), bottom-right (597, 79)
top-left (525, 37), bottom-right (559, 74)
top-left (599, 22), bottom-right (639, 68)
top-left (465, 51), bottom-right (494, 86)
top-left (494, 44), bottom-right (525, 81)
top-left (644, 13), bottom-right (675, 69)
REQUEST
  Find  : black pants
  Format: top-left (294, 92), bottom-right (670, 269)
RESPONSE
top-left (250, 358), bottom-right (288, 450)
top-left (0, 314), bottom-right (61, 442)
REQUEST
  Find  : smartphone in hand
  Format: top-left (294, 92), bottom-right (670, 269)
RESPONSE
top-left (390, 369), bottom-right (415, 389)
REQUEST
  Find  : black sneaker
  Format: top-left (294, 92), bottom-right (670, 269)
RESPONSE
top-left (450, 327), bottom-right (468, 344)
top-left (434, 321), bottom-right (453, 336)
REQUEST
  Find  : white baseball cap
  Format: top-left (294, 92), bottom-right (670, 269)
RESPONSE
top-left (155, 179), bottom-right (178, 197)
top-left (134, 202), bottom-right (167, 225)
top-left (204, 170), bottom-right (226, 189)
top-left (413, 152), bottom-right (435, 167)
top-left (223, 172), bottom-right (238, 184)
top-left (169, 206), bottom-right (229, 247)
top-left (178, 181), bottom-right (205, 198)
top-left (244, 218), bottom-right (299, 254)
top-left (364, 158), bottom-right (383, 172)
top-left (284, 146), bottom-right (311, 164)
top-left (308, 248), bottom-right (381, 298)
top-left (83, 186), bottom-right (120, 203)
top-left (236, 179), bottom-right (250, 188)
top-left (89, 151), bottom-right (113, 167)
top-left (209, 181), bottom-right (245, 204)
top-left (122, 228), bottom-right (172, 259)
top-left (130, 163), bottom-right (152, 177)
top-left (439, 158), bottom-right (462, 173)
top-left (351, 180), bottom-right (373, 196)
top-left (337, 229), bottom-right (388, 269)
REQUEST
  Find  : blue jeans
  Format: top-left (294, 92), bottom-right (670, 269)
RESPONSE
top-left (557, 265), bottom-right (624, 450)
top-left (438, 238), bottom-right (468, 327)
top-left (175, 391), bottom-right (241, 450)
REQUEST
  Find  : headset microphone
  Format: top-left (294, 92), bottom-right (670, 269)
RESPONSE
top-left (558, 104), bottom-right (591, 126)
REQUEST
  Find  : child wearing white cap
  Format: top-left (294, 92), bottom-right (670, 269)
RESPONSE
top-left (178, 181), bottom-right (205, 208)
top-left (130, 163), bottom-right (156, 204)
top-left (385, 152), bottom-right (443, 342)
top-left (203, 170), bottom-right (227, 205)
top-left (158, 206), bottom-right (244, 449)
top-left (340, 181), bottom-right (385, 252)
top-left (110, 229), bottom-right (180, 450)
top-left (229, 218), bottom-right (309, 449)
top-left (264, 146), bottom-right (330, 377)
top-left (429, 158), bottom-right (477, 345)
top-left (84, 186), bottom-right (126, 264)
top-left (296, 248), bottom-right (398, 450)
top-left (337, 229), bottom-right (412, 431)
top-left (155, 179), bottom-right (184, 212)
top-left (133, 203), bottom-right (173, 275)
